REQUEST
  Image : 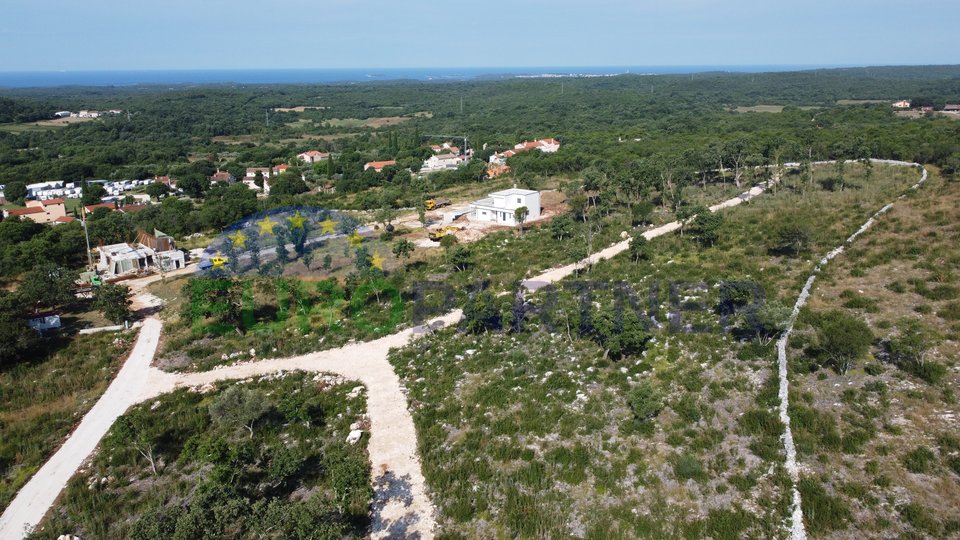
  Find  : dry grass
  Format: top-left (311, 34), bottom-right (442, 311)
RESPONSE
top-left (792, 171), bottom-right (960, 538)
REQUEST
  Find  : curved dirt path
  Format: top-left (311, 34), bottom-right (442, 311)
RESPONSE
top-left (773, 161), bottom-right (927, 540)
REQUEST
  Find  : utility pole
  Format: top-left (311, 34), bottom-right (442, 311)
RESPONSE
top-left (561, 81), bottom-right (564, 95)
top-left (81, 206), bottom-right (93, 270)
top-left (265, 110), bottom-right (269, 127)
top-left (460, 96), bottom-right (463, 114)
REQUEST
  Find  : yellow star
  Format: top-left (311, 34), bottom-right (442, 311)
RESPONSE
top-left (258, 216), bottom-right (277, 235)
top-left (348, 230), bottom-right (364, 247)
top-left (229, 230), bottom-right (247, 249)
top-left (211, 252), bottom-right (228, 268)
top-left (288, 211), bottom-right (307, 230)
top-left (319, 216), bottom-right (338, 234)
top-left (370, 250), bottom-right (384, 270)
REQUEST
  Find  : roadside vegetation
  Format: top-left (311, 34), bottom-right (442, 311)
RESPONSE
top-left (0, 330), bottom-right (135, 512)
top-left (30, 372), bottom-right (372, 539)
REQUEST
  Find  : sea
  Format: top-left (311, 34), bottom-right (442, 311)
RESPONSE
top-left (0, 65), bottom-right (846, 88)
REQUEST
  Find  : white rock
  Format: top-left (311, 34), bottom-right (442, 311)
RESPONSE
top-left (346, 430), bottom-right (363, 444)
top-left (249, 348), bottom-right (256, 356)
top-left (465, 349), bottom-right (477, 356)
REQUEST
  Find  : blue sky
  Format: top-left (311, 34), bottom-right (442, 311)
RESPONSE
top-left (1, 0), bottom-right (957, 71)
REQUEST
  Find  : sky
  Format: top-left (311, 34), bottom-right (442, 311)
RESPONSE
top-left (1, 0), bottom-right (957, 71)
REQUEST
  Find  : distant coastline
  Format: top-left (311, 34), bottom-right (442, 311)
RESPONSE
top-left (0, 65), bottom-right (849, 88)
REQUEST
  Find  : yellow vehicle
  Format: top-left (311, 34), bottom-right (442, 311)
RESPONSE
top-left (428, 225), bottom-right (462, 241)
top-left (425, 197), bottom-right (451, 211)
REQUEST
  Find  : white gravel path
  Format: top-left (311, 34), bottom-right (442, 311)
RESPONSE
top-left (774, 161), bottom-right (926, 540)
top-left (0, 317), bottom-right (163, 539)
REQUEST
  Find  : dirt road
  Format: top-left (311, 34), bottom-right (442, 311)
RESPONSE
top-left (0, 317), bottom-right (163, 538)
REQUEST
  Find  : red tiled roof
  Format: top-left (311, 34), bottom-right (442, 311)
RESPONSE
top-left (7, 207), bottom-right (44, 216)
top-left (84, 203), bottom-right (117, 214)
top-left (42, 198), bottom-right (66, 205)
top-left (54, 215), bottom-right (76, 223)
top-left (365, 160), bottom-right (396, 170)
top-left (120, 204), bottom-right (148, 213)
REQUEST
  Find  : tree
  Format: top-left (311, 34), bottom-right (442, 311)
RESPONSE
top-left (771, 222), bottom-right (813, 255)
top-left (834, 159), bottom-right (846, 192)
top-left (81, 181), bottom-right (108, 205)
top-left (208, 386), bottom-right (270, 439)
top-left (177, 174), bottom-right (209, 198)
top-left (629, 235), bottom-right (651, 263)
top-left (354, 245), bottom-right (371, 271)
top-left (392, 238), bottom-right (414, 262)
top-left (113, 408), bottom-right (160, 475)
top-left (631, 200), bottom-right (655, 226)
top-left (446, 245), bottom-right (472, 272)
top-left (813, 310), bottom-right (873, 374)
top-left (724, 138), bottom-right (751, 188)
top-left (514, 206), bottom-right (529, 236)
top-left (269, 176), bottom-right (309, 197)
top-left (691, 211), bottom-right (723, 247)
top-left (4, 181), bottom-right (26, 203)
top-left (549, 214), bottom-right (574, 240)
top-left (628, 380), bottom-right (664, 421)
top-left (145, 182), bottom-right (170, 200)
top-left (675, 204), bottom-right (706, 237)
top-left (0, 291), bottom-right (38, 367)
top-left (94, 283), bottom-right (132, 324)
top-left (18, 263), bottom-right (77, 310)
top-left (461, 290), bottom-right (501, 333)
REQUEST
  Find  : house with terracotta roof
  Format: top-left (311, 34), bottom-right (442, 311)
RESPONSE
top-left (3, 198), bottom-right (67, 224)
top-left (488, 138), bottom-right (560, 166)
top-left (364, 160), bottom-right (397, 172)
top-left (84, 202), bottom-right (119, 215)
top-left (298, 150), bottom-right (330, 163)
top-left (272, 164), bottom-right (290, 175)
top-left (208, 170), bottom-right (235, 184)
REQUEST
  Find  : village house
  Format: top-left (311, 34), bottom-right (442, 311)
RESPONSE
top-left (944, 104), bottom-right (960, 112)
top-left (208, 170), bottom-right (235, 184)
top-left (892, 100), bottom-right (912, 109)
top-left (430, 142), bottom-right (461, 154)
top-left (364, 160), bottom-right (397, 172)
top-left (298, 150), bottom-right (329, 163)
top-left (421, 153), bottom-right (464, 173)
top-left (243, 167), bottom-right (272, 194)
top-left (153, 176), bottom-right (177, 189)
top-left (488, 138), bottom-right (560, 166)
top-left (3, 198), bottom-right (67, 224)
top-left (469, 188), bottom-right (541, 226)
top-left (96, 229), bottom-right (184, 278)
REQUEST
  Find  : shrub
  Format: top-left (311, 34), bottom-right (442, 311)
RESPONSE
top-left (631, 201), bottom-right (655, 226)
top-left (628, 380), bottom-right (664, 421)
top-left (812, 310), bottom-right (873, 374)
top-left (902, 446), bottom-right (936, 474)
top-left (771, 222), bottom-right (813, 255)
top-left (798, 478), bottom-right (851, 535)
top-left (898, 502), bottom-right (941, 536)
top-left (672, 453), bottom-right (706, 482)
top-left (886, 319), bottom-right (944, 383)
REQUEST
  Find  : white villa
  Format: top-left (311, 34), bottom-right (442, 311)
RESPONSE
top-left (489, 138), bottom-right (560, 166)
top-left (421, 153), bottom-right (464, 173)
top-left (470, 188), bottom-right (541, 226)
top-left (298, 150), bottom-right (329, 163)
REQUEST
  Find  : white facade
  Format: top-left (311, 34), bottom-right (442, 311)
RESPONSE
top-left (470, 188), bottom-right (541, 226)
top-left (421, 153), bottom-right (464, 173)
top-left (298, 151), bottom-right (329, 163)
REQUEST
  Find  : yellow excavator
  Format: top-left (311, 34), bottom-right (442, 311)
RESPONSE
top-left (424, 197), bottom-right (451, 211)
top-left (428, 225), bottom-right (462, 241)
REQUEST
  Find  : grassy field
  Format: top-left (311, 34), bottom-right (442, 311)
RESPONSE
top-left (0, 117), bottom-right (95, 134)
top-left (0, 330), bottom-right (136, 512)
top-left (787, 171), bottom-right (960, 538)
top-left (388, 163), bottom-right (927, 538)
top-left (30, 372), bottom-right (372, 539)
